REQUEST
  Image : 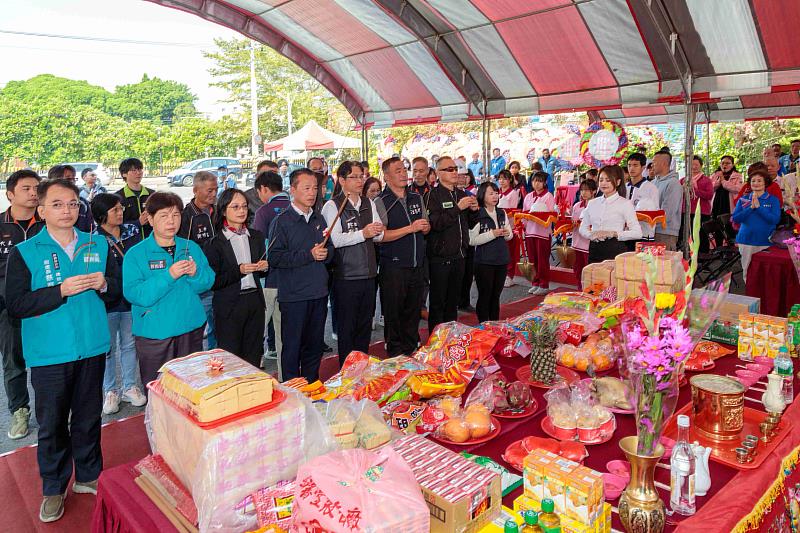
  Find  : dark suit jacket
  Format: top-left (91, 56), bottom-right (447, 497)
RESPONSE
top-left (204, 229), bottom-right (266, 318)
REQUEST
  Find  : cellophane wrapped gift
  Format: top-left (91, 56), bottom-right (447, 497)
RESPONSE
top-left (581, 260), bottom-right (615, 292)
top-left (146, 385), bottom-right (336, 532)
top-left (293, 447), bottom-right (430, 532)
top-left (614, 251), bottom-right (684, 285)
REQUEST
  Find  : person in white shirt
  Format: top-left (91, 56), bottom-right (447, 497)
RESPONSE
top-left (321, 162), bottom-right (385, 364)
top-left (625, 153), bottom-right (660, 248)
top-left (496, 169), bottom-right (521, 287)
top-left (580, 165), bottom-right (642, 264)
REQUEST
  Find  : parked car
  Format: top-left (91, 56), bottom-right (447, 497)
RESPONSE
top-left (63, 162), bottom-right (112, 187)
top-left (168, 157), bottom-right (242, 187)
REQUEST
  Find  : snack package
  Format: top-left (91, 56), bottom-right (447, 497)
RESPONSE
top-left (413, 322), bottom-right (501, 386)
top-left (479, 321), bottom-right (529, 358)
top-left (382, 400), bottom-right (427, 433)
top-left (510, 306), bottom-right (602, 342)
top-left (317, 398), bottom-right (396, 450)
top-left (460, 452), bottom-right (523, 496)
top-left (543, 291), bottom-right (598, 312)
top-left (250, 480), bottom-right (295, 530)
top-left (293, 448), bottom-right (429, 533)
top-left (407, 371), bottom-right (466, 399)
top-left (324, 352), bottom-right (414, 405)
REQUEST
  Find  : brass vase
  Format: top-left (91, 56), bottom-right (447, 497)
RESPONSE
top-left (618, 436), bottom-right (666, 533)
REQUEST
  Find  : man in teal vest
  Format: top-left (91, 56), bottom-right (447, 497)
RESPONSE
top-left (5, 179), bottom-right (121, 523)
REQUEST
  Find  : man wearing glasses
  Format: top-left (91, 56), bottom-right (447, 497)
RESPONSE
top-left (424, 157), bottom-right (479, 333)
top-left (5, 178), bottom-right (120, 523)
top-left (321, 161), bottom-right (384, 365)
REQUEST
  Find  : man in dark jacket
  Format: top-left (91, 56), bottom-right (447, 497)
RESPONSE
top-left (267, 169), bottom-right (333, 381)
top-left (0, 169), bottom-right (44, 441)
top-left (6, 178), bottom-right (120, 523)
top-left (322, 161), bottom-right (384, 365)
top-left (178, 170), bottom-right (219, 349)
top-left (252, 171), bottom-right (291, 366)
top-left (374, 157), bottom-right (430, 356)
top-left (245, 160), bottom-right (278, 220)
top-left (424, 156), bottom-right (478, 333)
top-left (114, 158), bottom-right (152, 240)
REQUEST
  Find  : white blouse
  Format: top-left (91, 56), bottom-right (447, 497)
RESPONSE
top-left (578, 193), bottom-right (643, 242)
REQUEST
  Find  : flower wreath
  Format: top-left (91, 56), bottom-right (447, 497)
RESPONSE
top-left (580, 120), bottom-right (628, 167)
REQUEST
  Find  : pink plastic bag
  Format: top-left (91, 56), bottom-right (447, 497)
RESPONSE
top-left (293, 447), bottom-right (429, 533)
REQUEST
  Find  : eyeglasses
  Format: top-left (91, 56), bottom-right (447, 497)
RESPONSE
top-left (227, 204), bottom-right (249, 211)
top-left (47, 201), bottom-right (80, 211)
top-left (439, 166), bottom-right (458, 173)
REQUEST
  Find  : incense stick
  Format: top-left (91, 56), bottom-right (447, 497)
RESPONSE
top-left (321, 195), bottom-right (349, 247)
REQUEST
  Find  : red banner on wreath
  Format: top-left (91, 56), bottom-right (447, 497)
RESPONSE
top-left (636, 210), bottom-right (667, 228)
top-left (513, 211), bottom-right (559, 227)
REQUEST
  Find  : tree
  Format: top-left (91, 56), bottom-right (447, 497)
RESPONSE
top-left (106, 74), bottom-right (197, 123)
top-left (203, 38), bottom-right (343, 142)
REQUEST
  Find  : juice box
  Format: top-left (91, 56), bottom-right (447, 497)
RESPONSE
top-left (566, 466), bottom-right (604, 524)
top-left (754, 315), bottom-right (771, 342)
top-left (739, 313), bottom-right (754, 337)
top-left (544, 460), bottom-right (578, 515)
top-left (523, 450), bottom-right (559, 501)
top-left (768, 317), bottom-right (787, 346)
top-left (512, 493), bottom-right (540, 514)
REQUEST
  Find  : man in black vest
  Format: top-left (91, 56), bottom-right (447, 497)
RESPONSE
top-left (374, 157), bottom-right (430, 356)
top-left (425, 156), bottom-right (478, 333)
top-left (322, 162), bottom-right (384, 364)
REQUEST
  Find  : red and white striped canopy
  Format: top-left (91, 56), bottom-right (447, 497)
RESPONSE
top-left (149, 0), bottom-right (800, 127)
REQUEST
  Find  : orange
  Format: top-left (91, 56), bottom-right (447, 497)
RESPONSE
top-left (574, 358), bottom-right (590, 372)
top-left (560, 352), bottom-right (576, 368)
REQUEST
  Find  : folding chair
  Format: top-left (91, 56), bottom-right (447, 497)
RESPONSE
top-left (694, 215), bottom-right (742, 287)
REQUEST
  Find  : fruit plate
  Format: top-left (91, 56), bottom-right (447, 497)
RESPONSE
top-left (515, 365), bottom-right (580, 389)
top-left (429, 416), bottom-right (502, 447)
top-left (541, 415), bottom-right (615, 445)
top-left (494, 397), bottom-right (540, 419)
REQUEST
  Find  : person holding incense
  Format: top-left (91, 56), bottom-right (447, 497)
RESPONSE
top-left (122, 191), bottom-right (214, 386)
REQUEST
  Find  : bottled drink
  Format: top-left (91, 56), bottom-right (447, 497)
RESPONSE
top-left (504, 519), bottom-right (520, 533)
top-left (538, 499), bottom-right (561, 533)
top-left (775, 346), bottom-right (794, 404)
top-left (521, 510), bottom-right (544, 533)
top-left (670, 414), bottom-right (696, 516)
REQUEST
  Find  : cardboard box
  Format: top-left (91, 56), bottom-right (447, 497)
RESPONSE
top-left (512, 493), bottom-right (540, 514)
top-left (523, 450), bottom-right (559, 502)
top-left (566, 466), bottom-right (604, 525)
top-left (703, 319), bottom-right (739, 345)
top-left (392, 435), bottom-right (501, 533)
top-left (614, 251), bottom-right (683, 285)
top-left (718, 294), bottom-right (760, 323)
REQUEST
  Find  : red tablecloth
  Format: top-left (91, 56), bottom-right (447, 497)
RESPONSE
top-left (746, 246), bottom-right (800, 317)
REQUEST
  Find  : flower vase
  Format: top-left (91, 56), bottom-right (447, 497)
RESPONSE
top-left (618, 436), bottom-right (666, 533)
top-left (628, 369), bottom-right (680, 456)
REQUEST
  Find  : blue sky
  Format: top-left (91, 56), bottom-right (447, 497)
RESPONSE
top-left (0, 0), bottom-right (243, 116)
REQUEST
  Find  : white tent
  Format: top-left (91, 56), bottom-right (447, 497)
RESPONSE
top-left (263, 120), bottom-right (359, 152)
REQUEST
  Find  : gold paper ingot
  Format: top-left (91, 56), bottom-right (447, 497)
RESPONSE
top-left (690, 375), bottom-right (745, 442)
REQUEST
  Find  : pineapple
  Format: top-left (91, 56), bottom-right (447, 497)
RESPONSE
top-left (528, 317), bottom-right (560, 384)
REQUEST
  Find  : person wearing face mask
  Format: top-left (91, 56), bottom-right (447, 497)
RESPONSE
top-left (205, 189), bottom-right (268, 368)
top-left (579, 165), bottom-right (642, 264)
top-left (122, 192), bottom-right (214, 386)
top-left (732, 169), bottom-right (782, 281)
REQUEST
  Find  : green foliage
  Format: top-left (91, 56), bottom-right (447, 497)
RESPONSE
top-left (699, 120), bottom-right (800, 171)
top-left (106, 74), bottom-right (197, 123)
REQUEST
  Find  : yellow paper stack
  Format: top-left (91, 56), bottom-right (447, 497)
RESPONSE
top-left (614, 251), bottom-right (685, 299)
top-left (581, 260), bottom-right (616, 292)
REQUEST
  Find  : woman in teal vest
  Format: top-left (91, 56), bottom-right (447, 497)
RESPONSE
top-left (122, 192), bottom-right (214, 386)
top-left (5, 178), bottom-right (121, 523)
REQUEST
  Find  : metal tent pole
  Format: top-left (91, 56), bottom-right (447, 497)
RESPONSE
top-left (705, 108), bottom-right (711, 175)
top-left (481, 101), bottom-right (490, 181)
top-left (682, 102), bottom-right (697, 258)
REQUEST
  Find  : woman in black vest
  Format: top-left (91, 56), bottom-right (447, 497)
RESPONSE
top-left (204, 189), bottom-right (267, 367)
top-left (469, 182), bottom-right (513, 322)
top-left (322, 162), bottom-right (385, 364)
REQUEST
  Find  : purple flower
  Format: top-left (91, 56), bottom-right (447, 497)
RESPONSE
top-left (639, 416), bottom-right (654, 433)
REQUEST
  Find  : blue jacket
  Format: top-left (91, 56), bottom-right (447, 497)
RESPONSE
top-left (123, 235), bottom-right (214, 340)
top-left (490, 156), bottom-right (507, 177)
top-left (779, 154), bottom-right (799, 176)
top-left (5, 228), bottom-right (121, 367)
top-left (267, 206), bottom-right (333, 303)
top-left (538, 156), bottom-right (557, 193)
top-left (253, 192), bottom-right (291, 289)
top-left (732, 192), bottom-right (781, 246)
top-left (467, 160), bottom-right (483, 178)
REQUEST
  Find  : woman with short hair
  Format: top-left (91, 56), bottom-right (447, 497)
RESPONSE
top-left (122, 192), bottom-right (214, 386)
top-left (732, 169), bottom-right (782, 281)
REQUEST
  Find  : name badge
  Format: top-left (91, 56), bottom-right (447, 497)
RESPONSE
top-left (83, 252), bottom-right (101, 264)
top-left (149, 260), bottom-right (166, 270)
top-left (442, 201), bottom-right (454, 209)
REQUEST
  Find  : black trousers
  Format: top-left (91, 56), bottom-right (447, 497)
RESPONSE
top-left (474, 264), bottom-right (506, 323)
top-left (0, 309), bottom-right (29, 413)
top-left (428, 259), bottom-right (465, 334)
top-left (333, 278), bottom-right (376, 366)
top-left (459, 247), bottom-right (475, 308)
top-left (380, 266), bottom-right (425, 356)
top-left (214, 290), bottom-right (265, 368)
top-left (135, 326), bottom-right (204, 387)
top-left (280, 297), bottom-right (327, 382)
top-left (31, 355), bottom-right (104, 496)
top-left (588, 238), bottom-right (629, 264)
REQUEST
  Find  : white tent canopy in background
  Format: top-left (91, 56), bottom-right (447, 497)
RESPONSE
top-left (262, 120), bottom-right (360, 152)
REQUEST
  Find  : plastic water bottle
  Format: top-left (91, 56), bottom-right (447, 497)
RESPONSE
top-left (775, 346), bottom-right (794, 405)
top-left (670, 415), bottom-right (696, 516)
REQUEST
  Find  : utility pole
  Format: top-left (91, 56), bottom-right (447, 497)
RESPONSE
top-left (249, 40), bottom-right (260, 158)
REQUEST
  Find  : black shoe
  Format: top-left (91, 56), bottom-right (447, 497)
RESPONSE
top-left (459, 305), bottom-right (476, 313)
top-left (322, 342), bottom-right (333, 353)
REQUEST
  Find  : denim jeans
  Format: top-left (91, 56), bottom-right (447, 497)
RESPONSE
top-left (201, 291), bottom-right (216, 349)
top-left (103, 311), bottom-right (139, 393)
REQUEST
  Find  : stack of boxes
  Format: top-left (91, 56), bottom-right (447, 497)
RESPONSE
top-left (614, 251), bottom-right (685, 299)
top-left (581, 260), bottom-right (616, 293)
top-left (738, 313), bottom-right (788, 360)
top-left (514, 450), bottom-right (610, 533)
top-left (701, 292), bottom-right (760, 345)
